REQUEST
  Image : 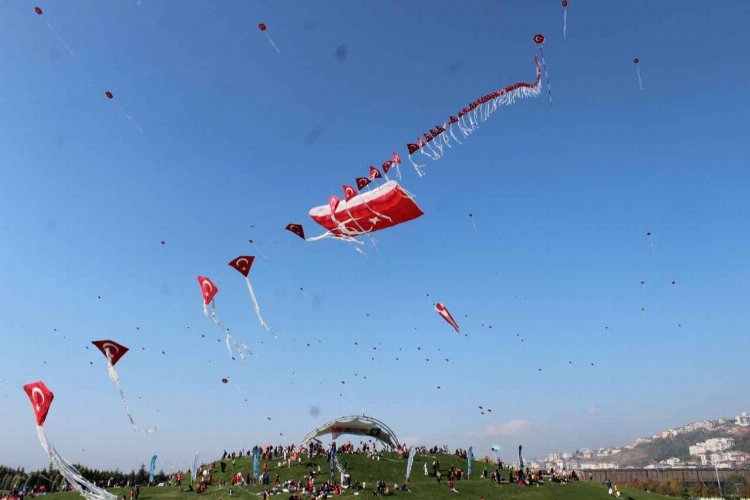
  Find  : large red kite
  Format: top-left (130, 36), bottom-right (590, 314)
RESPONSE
top-left (308, 181), bottom-right (423, 239)
top-left (24, 381), bottom-right (118, 499)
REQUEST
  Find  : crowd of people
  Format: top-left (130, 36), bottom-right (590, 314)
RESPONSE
top-left (2, 441), bottom-right (590, 499)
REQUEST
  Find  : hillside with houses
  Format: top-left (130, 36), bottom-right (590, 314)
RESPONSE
top-left (528, 411), bottom-right (750, 471)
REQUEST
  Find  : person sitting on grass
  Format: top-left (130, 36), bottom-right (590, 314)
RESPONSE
top-left (447, 479), bottom-right (458, 493)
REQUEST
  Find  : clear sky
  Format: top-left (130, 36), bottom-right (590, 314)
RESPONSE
top-left (1, 0), bottom-right (749, 472)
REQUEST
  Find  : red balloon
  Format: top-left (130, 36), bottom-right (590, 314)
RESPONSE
top-left (34, 6), bottom-right (43, 15)
top-left (105, 91), bottom-right (113, 99)
top-left (533, 33), bottom-right (545, 46)
top-left (633, 57), bottom-right (640, 64)
top-left (258, 23), bottom-right (267, 31)
top-left (561, 0), bottom-right (568, 6)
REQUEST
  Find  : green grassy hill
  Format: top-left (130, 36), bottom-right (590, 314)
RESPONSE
top-left (39, 452), bottom-right (673, 499)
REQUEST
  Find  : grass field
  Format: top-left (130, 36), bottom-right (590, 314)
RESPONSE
top-left (35, 452), bottom-right (675, 499)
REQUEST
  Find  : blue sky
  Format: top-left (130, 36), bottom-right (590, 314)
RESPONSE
top-left (1, 0), bottom-right (749, 471)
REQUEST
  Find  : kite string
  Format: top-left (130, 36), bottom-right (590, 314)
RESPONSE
top-left (112, 99), bottom-right (144, 134)
top-left (244, 276), bottom-right (277, 338)
top-left (45, 20), bottom-right (74, 56)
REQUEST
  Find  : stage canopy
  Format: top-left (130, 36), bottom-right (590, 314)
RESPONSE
top-left (301, 415), bottom-right (400, 449)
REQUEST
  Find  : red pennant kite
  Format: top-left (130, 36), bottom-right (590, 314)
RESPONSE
top-left (91, 339), bottom-right (129, 366)
top-left (435, 303), bottom-right (460, 333)
top-left (356, 177), bottom-right (371, 190)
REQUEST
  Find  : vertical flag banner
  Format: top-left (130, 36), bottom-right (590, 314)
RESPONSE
top-left (191, 453), bottom-right (200, 482)
top-left (149, 455), bottom-right (157, 483)
top-left (253, 448), bottom-right (260, 479)
top-left (405, 447), bottom-right (417, 481)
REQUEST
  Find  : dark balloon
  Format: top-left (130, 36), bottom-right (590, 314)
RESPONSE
top-left (533, 33), bottom-right (545, 46)
top-left (562, 0), bottom-right (568, 6)
top-left (258, 23), bottom-right (267, 31)
top-left (34, 6), bottom-right (43, 15)
top-left (105, 91), bottom-right (113, 99)
top-left (221, 378), bottom-right (228, 384)
top-left (634, 57), bottom-right (640, 64)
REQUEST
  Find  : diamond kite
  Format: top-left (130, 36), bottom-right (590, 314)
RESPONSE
top-left (24, 381), bottom-right (118, 500)
top-left (435, 303), bottom-right (460, 333)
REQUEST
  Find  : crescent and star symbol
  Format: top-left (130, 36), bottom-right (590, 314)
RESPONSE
top-left (31, 387), bottom-right (45, 411)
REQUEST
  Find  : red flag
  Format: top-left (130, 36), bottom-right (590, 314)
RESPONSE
top-left (424, 133), bottom-right (433, 142)
top-left (435, 303), bottom-right (460, 333)
top-left (91, 340), bottom-right (129, 366)
top-left (328, 195), bottom-right (341, 214)
top-left (285, 223), bottom-right (305, 240)
top-left (228, 256), bottom-right (255, 277)
top-left (369, 166), bottom-right (382, 180)
top-left (392, 152), bottom-right (401, 164)
top-left (407, 144), bottom-right (420, 155)
top-left (342, 185), bottom-right (357, 202)
top-left (382, 161), bottom-right (393, 173)
top-left (197, 276), bottom-right (218, 305)
top-left (356, 177), bottom-right (371, 190)
top-left (23, 381), bottom-right (54, 426)
top-left (429, 128), bottom-right (439, 137)
top-left (449, 116), bottom-right (459, 124)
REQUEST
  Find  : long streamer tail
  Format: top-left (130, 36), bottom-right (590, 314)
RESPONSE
top-left (244, 277), bottom-right (276, 338)
top-left (37, 426), bottom-right (118, 499)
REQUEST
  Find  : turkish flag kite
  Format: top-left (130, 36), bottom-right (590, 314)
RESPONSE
top-left (435, 303), bottom-right (460, 333)
top-left (23, 381), bottom-right (54, 426)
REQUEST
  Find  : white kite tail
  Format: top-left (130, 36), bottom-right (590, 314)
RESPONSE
top-left (244, 276), bottom-right (276, 338)
top-left (636, 65), bottom-right (643, 90)
top-left (206, 302), bottom-right (233, 359)
top-left (37, 426), bottom-right (117, 500)
top-left (106, 353), bottom-right (157, 434)
top-left (563, 9), bottom-right (568, 39)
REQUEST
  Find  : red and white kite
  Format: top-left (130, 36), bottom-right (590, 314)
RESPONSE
top-left (197, 276), bottom-right (235, 359)
top-left (228, 256), bottom-right (276, 339)
top-left (435, 303), bottom-right (460, 333)
top-left (24, 381), bottom-right (118, 499)
top-left (92, 340), bottom-right (156, 433)
top-left (405, 57), bottom-right (542, 174)
top-left (308, 181), bottom-right (423, 240)
top-left (368, 166), bottom-right (382, 181)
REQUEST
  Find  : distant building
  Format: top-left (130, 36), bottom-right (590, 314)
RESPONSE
top-left (736, 412), bottom-right (750, 427)
top-left (689, 438), bottom-right (735, 456)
